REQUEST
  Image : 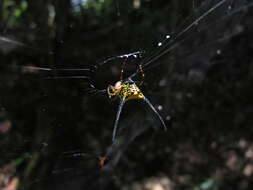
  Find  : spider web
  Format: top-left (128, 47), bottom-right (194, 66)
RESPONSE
top-left (0, 0), bottom-right (253, 190)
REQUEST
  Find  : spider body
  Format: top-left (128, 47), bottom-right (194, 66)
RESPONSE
top-left (108, 81), bottom-right (144, 101)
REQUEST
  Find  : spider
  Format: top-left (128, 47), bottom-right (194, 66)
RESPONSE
top-left (14, 51), bottom-right (167, 142)
top-left (107, 57), bottom-right (167, 142)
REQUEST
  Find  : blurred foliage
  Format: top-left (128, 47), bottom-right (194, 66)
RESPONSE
top-left (0, 0), bottom-right (27, 27)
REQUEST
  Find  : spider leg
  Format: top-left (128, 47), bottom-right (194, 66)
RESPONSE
top-left (120, 57), bottom-right (128, 82)
top-left (143, 97), bottom-right (167, 131)
top-left (112, 98), bottom-right (126, 142)
top-left (44, 76), bottom-right (90, 79)
top-left (137, 62), bottom-right (145, 86)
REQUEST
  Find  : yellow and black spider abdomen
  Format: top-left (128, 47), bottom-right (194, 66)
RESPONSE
top-left (119, 83), bottom-right (144, 100)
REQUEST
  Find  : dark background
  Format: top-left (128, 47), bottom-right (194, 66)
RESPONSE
top-left (0, 0), bottom-right (253, 189)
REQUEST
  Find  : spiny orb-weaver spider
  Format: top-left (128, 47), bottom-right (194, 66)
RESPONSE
top-left (107, 57), bottom-right (167, 142)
